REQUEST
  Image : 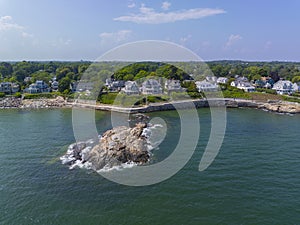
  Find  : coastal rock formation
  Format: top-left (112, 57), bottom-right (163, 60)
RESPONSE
top-left (21, 96), bottom-right (66, 108)
top-left (61, 122), bottom-right (150, 171)
top-left (0, 97), bottom-right (22, 108)
top-left (259, 101), bottom-right (300, 114)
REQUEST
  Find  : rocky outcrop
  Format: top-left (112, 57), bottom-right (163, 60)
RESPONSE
top-left (0, 96), bottom-right (66, 109)
top-left (258, 101), bottom-right (300, 114)
top-left (61, 122), bottom-right (150, 171)
top-left (0, 97), bottom-right (22, 108)
top-left (21, 96), bottom-right (66, 108)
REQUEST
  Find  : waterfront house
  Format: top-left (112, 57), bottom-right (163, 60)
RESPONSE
top-left (206, 76), bottom-right (217, 83)
top-left (122, 81), bottom-right (140, 95)
top-left (272, 80), bottom-right (294, 95)
top-left (71, 81), bottom-right (94, 93)
top-left (195, 80), bottom-right (218, 92)
top-left (216, 77), bottom-right (228, 84)
top-left (25, 80), bottom-right (50, 93)
top-left (293, 83), bottom-right (300, 92)
top-left (11, 83), bottom-right (20, 93)
top-left (0, 82), bottom-right (20, 94)
top-left (51, 80), bottom-right (59, 91)
top-left (36, 80), bottom-right (50, 93)
top-left (164, 79), bottom-right (185, 94)
top-left (231, 80), bottom-right (255, 92)
top-left (254, 79), bottom-right (266, 88)
top-left (105, 78), bottom-right (125, 92)
top-left (141, 79), bottom-right (163, 95)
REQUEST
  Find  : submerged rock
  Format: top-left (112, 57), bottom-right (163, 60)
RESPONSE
top-left (62, 122), bottom-right (150, 171)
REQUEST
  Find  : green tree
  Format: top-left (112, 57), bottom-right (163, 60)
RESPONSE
top-left (58, 77), bottom-right (71, 93)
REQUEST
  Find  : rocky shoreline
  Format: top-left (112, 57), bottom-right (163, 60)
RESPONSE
top-left (0, 96), bottom-right (66, 109)
top-left (1, 96), bottom-right (300, 114)
top-left (61, 122), bottom-right (151, 171)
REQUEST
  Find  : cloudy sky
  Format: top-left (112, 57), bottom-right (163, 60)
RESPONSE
top-left (0, 0), bottom-right (299, 61)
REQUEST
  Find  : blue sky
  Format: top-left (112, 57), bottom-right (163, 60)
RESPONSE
top-left (0, 0), bottom-right (299, 61)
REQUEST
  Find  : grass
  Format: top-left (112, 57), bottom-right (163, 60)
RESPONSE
top-left (23, 92), bottom-right (62, 99)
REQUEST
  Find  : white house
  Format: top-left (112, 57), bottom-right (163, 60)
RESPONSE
top-left (25, 80), bottom-right (50, 93)
top-left (122, 81), bottom-right (140, 95)
top-left (272, 80), bottom-right (294, 95)
top-left (164, 79), bottom-right (185, 94)
top-left (141, 79), bottom-right (162, 95)
top-left (195, 80), bottom-right (218, 92)
top-left (293, 83), bottom-right (300, 92)
top-left (216, 77), bottom-right (228, 84)
top-left (206, 76), bottom-right (217, 83)
top-left (231, 81), bottom-right (255, 92)
top-left (0, 82), bottom-right (19, 94)
top-left (105, 78), bottom-right (125, 91)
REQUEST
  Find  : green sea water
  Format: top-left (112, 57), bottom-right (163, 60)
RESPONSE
top-left (0, 108), bottom-right (300, 224)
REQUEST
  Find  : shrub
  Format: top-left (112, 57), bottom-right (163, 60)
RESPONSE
top-left (14, 92), bottom-right (22, 98)
top-left (23, 93), bottom-right (58, 99)
top-left (0, 92), bottom-right (5, 98)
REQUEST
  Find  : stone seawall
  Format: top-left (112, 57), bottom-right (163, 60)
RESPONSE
top-left (71, 99), bottom-right (300, 114)
top-left (1, 96), bottom-right (300, 114)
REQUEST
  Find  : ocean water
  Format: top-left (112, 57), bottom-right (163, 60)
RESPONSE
top-left (0, 108), bottom-right (300, 224)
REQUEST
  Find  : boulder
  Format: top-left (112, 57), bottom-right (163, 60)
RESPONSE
top-left (64, 122), bottom-right (150, 171)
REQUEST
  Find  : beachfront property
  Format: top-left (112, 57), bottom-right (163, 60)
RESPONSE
top-left (141, 79), bottom-right (163, 95)
top-left (51, 80), bottom-right (59, 91)
top-left (231, 80), bottom-right (256, 92)
top-left (105, 78), bottom-right (125, 91)
top-left (195, 80), bottom-right (219, 92)
top-left (0, 82), bottom-right (20, 94)
top-left (164, 79), bottom-right (185, 94)
top-left (206, 76), bottom-right (218, 83)
top-left (25, 80), bottom-right (50, 93)
top-left (122, 81), bottom-right (140, 95)
top-left (272, 80), bottom-right (295, 95)
top-left (216, 77), bottom-right (228, 84)
top-left (70, 81), bottom-right (94, 93)
top-left (293, 83), bottom-right (300, 92)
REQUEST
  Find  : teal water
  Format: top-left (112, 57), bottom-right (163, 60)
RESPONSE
top-left (0, 108), bottom-right (300, 224)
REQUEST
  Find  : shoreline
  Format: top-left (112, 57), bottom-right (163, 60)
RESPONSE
top-left (1, 96), bottom-right (300, 114)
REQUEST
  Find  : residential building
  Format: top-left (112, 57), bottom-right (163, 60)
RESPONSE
top-left (122, 81), bottom-right (140, 95)
top-left (141, 79), bottom-right (163, 95)
top-left (11, 83), bottom-right (20, 93)
top-left (206, 76), bottom-right (217, 83)
top-left (216, 77), bottom-right (228, 84)
top-left (272, 80), bottom-right (294, 95)
top-left (0, 82), bottom-right (12, 94)
top-left (51, 81), bottom-right (59, 91)
top-left (231, 80), bottom-right (255, 92)
top-left (164, 79), bottom-right (185, 94)
top-left (195, 80), bottom-right (218, 92)
top-left (0, 82), bottom-right (20, 94)
top-left (71, 81), bottom-right (94, 92)
top-left (293, 83), bottom-right (300, 92)
top-left (105, 78), bottom-right (125, 91)
top-left (24, 80), bottom-right (50, 93)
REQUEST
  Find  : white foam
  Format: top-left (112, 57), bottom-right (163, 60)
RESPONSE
top-left (97, 161), bottom-right (138, 173)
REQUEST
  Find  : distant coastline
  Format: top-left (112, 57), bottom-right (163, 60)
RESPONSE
top-left (1, 96), bottom-right (300, 114)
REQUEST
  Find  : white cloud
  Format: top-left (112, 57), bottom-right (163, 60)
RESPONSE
top-left (161, 1), bottom-right (171, 10)
top-left (114, 4), bottom-right (226, 24)
top-left (0, 16), bottom-right (24, 31)
top-left (225, 34), bottom-right (242, 48)
top-left (99, 30), bottom-right (132, 48)
top-left (128, 1), bottom-right (136, 8)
